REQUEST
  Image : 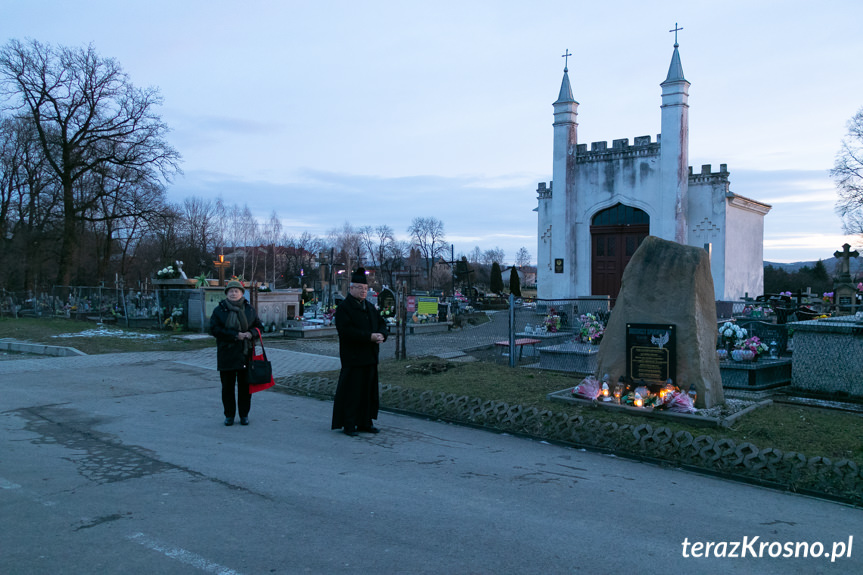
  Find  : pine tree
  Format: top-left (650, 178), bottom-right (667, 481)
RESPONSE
top-left (509, 266), bottom-right (522, 297)
top-left (490, 262), bottom-right (503, 294)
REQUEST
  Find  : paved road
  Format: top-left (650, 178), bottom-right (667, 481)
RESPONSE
top-left (1, 349), bottom-right (861, 574)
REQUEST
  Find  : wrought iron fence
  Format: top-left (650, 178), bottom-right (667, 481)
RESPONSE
top-left (0, 286), bottom-right (205, 332)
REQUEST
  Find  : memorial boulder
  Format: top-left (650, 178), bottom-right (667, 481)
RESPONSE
top-left (596, 236), bottom-right (724, 408)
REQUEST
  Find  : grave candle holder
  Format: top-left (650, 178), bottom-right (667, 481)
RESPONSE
top-left (601, 382), bottom-right (613, 402)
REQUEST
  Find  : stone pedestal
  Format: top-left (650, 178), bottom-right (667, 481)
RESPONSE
top-left (537, 342), bottom-right (599, 373)
top-left (407, 322), bottom-right (451, 335)
top-left (720, 358), bottom-right (792, 390)
top-left (790, 316), bottom-right (863, 397)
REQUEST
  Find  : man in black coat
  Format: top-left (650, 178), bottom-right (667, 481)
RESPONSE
top-left (331, 268), bottom-right (388, 437)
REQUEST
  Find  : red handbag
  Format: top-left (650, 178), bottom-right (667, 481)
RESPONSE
top-left (248, 328), bottom-right (275, 393)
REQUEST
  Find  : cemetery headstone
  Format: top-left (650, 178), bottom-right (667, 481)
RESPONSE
top-left (832, 243), bottom-right (860, 312)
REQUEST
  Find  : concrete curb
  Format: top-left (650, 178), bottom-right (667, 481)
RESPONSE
top-left (0, 339), bottom-right (86, 357)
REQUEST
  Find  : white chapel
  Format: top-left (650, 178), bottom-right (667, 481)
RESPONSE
top-left (535, 38), bottom-right (770, 302)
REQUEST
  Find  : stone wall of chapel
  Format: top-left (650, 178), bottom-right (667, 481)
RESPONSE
top-left (688, 165), bottom-right (731, 299)
top-left (724, 200), bottom-right (767, 300)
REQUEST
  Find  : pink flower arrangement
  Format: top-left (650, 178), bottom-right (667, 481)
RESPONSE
top-left (735, 335), bottom-right (769, 357)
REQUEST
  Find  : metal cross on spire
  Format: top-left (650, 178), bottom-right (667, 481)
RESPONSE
top-left (561, 49), bottom-right (571, 72)
top-left (669, 22), bottom-right (683, 47)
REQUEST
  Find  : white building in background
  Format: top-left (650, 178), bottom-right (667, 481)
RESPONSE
top-left (535, 39), bottom-right (770, 301)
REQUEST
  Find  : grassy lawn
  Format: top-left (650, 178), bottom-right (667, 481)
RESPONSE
top-left (0, 317), bottom-right (215, 355)
top-left (312, 357), bottom-right (863, 466)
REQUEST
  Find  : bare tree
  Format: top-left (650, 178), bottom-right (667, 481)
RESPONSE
top-left (832, 107), bottom-right (863, 237)
top-left (212, 196), bottom-right (228, 257)
top-left (482, 247), bottom-right (506, 266)
top-left (179, 196), bottom-right (217, 272)
top-left (515, 247), bottom-right (532, 267)
top-left (265, 210), bottom-right (282, 288)
top-left (380, 238), bottom-right (409, 287)
top-left (468, 246), bottom-right (483, 264)
top-left (359, 224), bottom-right (395, 272)
top-left (227, 203), bottom-right (243, 276)
top-left (0, 114), bottom-right (60, 290)
top-left (328, 221), bottom-right (361, 273)
top-left (358, 225), bottom-right (377, 269)
top-left (238, 205), bottom-right (257, 281)
top-left (0, 39), bottom-right (181, 285)
top-left (407, 216), bottom-right (446, 281)
top-left (82, 166), bottom-right (167, 279)
top-left (282, 231), bottom-right (325, 289)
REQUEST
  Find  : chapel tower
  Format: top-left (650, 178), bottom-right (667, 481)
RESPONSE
top-left (659, 37), bottom-right (690, 244)
top-left (548, 59), bottom-right (578, 298)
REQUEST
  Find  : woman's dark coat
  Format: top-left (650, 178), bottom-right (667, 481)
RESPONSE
top-left (331, 294), bottom-right (389, 430)
top-left (209, 298), bottom-right (263, 371)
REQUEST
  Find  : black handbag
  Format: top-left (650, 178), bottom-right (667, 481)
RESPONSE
top-left (247, 328), bottom-right (273, 385)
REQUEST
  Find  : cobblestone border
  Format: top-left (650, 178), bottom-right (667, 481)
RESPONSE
top-left (276, 374), bottom-right (863, 506)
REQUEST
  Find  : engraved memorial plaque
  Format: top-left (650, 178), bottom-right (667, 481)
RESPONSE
top-left (626, 323), bottom-right (676, 383)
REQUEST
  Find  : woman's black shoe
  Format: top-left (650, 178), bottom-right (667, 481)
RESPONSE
top-left (240, 417), bottom-right (249, 425)
top-left (224, 417), bottom-right (235, 426)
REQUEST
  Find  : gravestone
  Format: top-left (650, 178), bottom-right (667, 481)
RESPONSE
top-left (832, 243), bottom-right (860, 313)
top-left (596, 236), bottom-right (724, 408)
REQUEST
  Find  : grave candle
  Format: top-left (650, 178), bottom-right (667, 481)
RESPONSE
top-left (601, 382), bottom-right (613, 401)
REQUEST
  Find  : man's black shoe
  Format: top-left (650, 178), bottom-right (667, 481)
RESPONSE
top-left (240, 417), bottom-right (249, 426)
top-left (224, 417), bottom-right (235, 426)
top-left (343, 428), bottom-right (358, 437)
top-left (358, 426), bottom-right (380, 434)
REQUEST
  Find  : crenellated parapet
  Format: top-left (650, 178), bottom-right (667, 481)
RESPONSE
top-left (575, 135), bottom-right (661, 163)
top-left (536, 181), bottom-right (552, 199)
top-left (688, 163), bottom-right (730, 185)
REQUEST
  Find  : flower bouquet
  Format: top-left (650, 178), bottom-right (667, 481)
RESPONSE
top-left (156, 265), bottom-right (180, 279)
top-left (572, 376), bottom-right (601, 400)
top-left (544, 311), bottom-right (561, 333)
top-left (735, 335), bottom-right (768, 359)
top-left (576, 313), bottom-right (605, 344)
top-left (718, 321), bottom-right (746, 350)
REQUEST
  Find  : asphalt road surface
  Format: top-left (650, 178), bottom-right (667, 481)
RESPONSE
top-left (1, 350), bottom-right (861, 574)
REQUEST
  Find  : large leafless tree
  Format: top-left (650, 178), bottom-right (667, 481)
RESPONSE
top-left (515, 247), bottom-right (532, 268)
top-left (407, 216), bottom-right (446, 281)
top-left (832, 107), bottom-right (863, 237)
top-left (0, 39), bottom-right (181, 285)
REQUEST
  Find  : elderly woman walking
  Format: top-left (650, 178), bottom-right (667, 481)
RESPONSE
top-left (210, 279), bottom-right (263, 426)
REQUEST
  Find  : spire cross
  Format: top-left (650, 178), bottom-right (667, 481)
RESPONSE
top-left (669, 22), bottom-right (683, 47)
top-left (561, 49), bottom-right (571, 72)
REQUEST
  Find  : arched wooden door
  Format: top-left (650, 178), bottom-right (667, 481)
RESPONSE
top-left (590, 204), bottom-right (649, 299)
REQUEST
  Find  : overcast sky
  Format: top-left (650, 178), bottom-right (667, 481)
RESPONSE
top-left (5, 0), bottom-right (863, 264)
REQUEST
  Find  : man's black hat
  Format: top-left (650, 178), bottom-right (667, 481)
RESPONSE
top-left (350, 267), bottom-right (368, 284)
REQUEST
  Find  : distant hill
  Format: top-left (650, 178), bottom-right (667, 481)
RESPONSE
top-left (764, 256), bottom-right (862, 276)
